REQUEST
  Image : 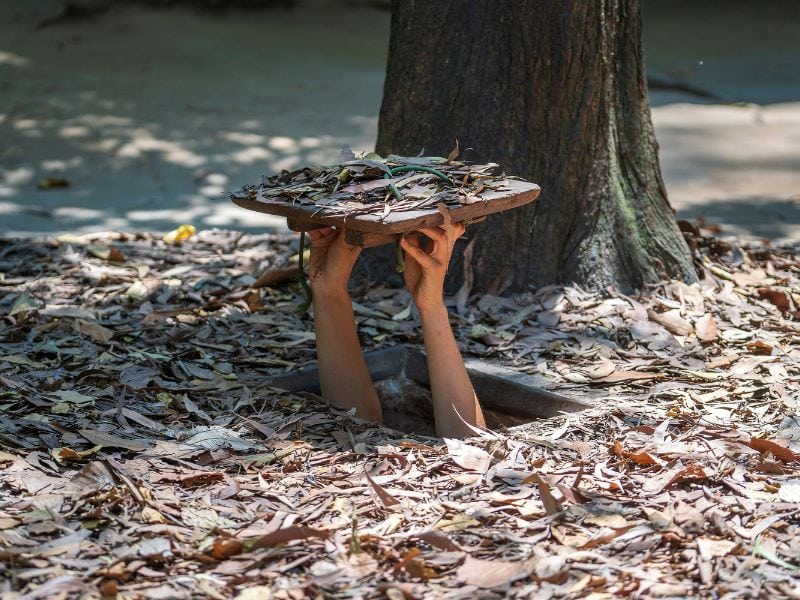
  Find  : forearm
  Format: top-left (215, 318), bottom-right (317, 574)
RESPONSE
top-left (419, 305), bottom-right (485, 437)
top-left (312, 290), bottom-right (382, 423)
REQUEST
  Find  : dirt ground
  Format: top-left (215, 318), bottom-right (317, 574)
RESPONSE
top-left (1, 1), bottom-right (799, 241)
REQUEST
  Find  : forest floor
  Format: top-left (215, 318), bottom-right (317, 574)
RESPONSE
top-left (1, 227), bottom-right (799, 599)
top-left (2, 2), bottom-right (800, 598)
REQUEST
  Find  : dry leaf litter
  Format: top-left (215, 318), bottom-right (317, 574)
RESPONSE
top-left (0, 227), bottom-right (799, 599)
top-left (230, 149), bottom-right (510, 221)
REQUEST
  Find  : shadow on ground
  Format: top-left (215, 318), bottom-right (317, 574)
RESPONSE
top-left (1, 0), bottom-right (799, 241)
top-left (0, 2), bottom-right (388, 236)
top-left (677, 197), bottom-right (800, 241)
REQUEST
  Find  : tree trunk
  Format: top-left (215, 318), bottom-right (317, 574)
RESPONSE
top-left (375, 0), bottom-right (697, 293)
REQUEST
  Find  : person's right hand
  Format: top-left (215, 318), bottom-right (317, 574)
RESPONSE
top-left (307, 227), bottom-right (361, 294)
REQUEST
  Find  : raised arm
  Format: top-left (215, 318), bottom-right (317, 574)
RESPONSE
top-left (308, 228), bottom-right (382, 423)
top-left (400, 223), bottom-right (486, 438)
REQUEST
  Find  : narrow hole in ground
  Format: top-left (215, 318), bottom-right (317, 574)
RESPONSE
top-left (265, 346), bottom-right (591, 437)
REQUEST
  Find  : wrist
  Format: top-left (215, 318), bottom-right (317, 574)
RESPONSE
top-left (418, 302), bottom-right (449, 324)
top-left (309, 274), bottom-right (348, 293)
top-left (310, 281), bottom-right (350, 302)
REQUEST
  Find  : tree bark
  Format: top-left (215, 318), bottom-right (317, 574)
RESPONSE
top-left (375, 0), bottom-right (697, 293)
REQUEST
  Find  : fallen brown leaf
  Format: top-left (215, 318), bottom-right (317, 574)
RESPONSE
top-left (613, 440), bottom-right (659, 466)
top-left (73, 319), bottom-right (114, 343)
top-left (251, 266), bottom-right (299, 289)
top-left (757, 287), bottom-right (792, 312)
top-left (522, 473), bottom-right (564, 515)
top-left (248, 526), bottom-right (330, 551)
top-left (456, 555), bottom-right (536, 588)
top-left (647, 308), bottom-right (693, 336)
top-left (748, 438), bottom-right (799, 463)
top-left (595, 370), bottom-right (660, 384)
top-left (695, 313), bottom-right (718, 342)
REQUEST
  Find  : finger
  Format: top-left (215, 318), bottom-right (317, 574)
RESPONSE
top-left (333, 229), bottom-right (360, 252)
top-left (401, 238), bottom-right (439, 271)
top-left (327, 231), bottom-right (361, 271)
top-left (409, 233), bottom-right (441, 256)
top-left (307, 227), bottom-right (333, 240)
top-left (417, 227), bottom-right (448, 244)
top-left (308, 227), bottom-right (336, 246)
top-left (416, 227), bottom-right (450, 261)
top-left (446, 223), bottom-right (466, 252)
top-left (401, 238), bottom-right (437, 268)
top-left (404, 233), bottom-right (427, 250)
top-left (438, 222), bottom-right (465, 243)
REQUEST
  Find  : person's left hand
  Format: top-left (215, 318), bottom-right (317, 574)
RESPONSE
top-left (400, 222), bottom-right (465, 314)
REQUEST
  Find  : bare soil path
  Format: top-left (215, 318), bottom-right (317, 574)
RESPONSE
top-left (1, 1), bottom-right (799, 241)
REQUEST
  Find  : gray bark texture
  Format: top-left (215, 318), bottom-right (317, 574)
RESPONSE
top-left (375, 0), bottom-right (697, 293)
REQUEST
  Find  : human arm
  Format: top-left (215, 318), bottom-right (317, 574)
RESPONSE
top-left (308, 228), bottom-right (382, 423)
top-left (400, 224), bottom-right (486, 437)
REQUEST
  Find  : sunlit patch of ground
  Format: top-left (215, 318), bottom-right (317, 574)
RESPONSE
top-left (1, 2), bottom-right (799, 240)
top-left (0, 228), bottom-right (799, 597)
